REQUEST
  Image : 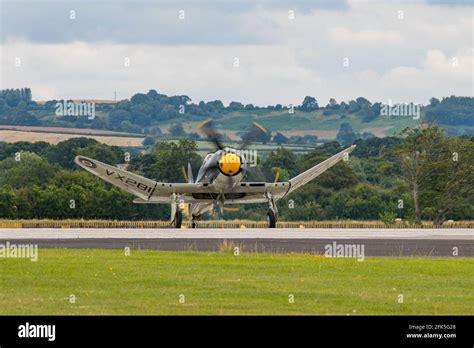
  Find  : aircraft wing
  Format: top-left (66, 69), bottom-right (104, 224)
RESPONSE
top-left (74, 156), bottom-right (205, 202)
top-left (286, 144), bottom-right (356, 194)
top-left (75, 144), bottom-right (355, 205)
top-left (230, 145), bottom-right (356, 203)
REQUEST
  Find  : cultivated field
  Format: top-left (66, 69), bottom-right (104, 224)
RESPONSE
top-left (0, 125), bottom-right (138, 136)
top-left (0, 130), bottom-right (144, 147)
top-left (0, 249), bottom-right (472, 315)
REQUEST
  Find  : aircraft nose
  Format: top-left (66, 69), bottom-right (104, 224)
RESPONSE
top-left (218, 153), bottom-right (241, 176)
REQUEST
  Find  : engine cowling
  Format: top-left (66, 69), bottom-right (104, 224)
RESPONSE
top-left (218, 153), bottom-right (242, 176)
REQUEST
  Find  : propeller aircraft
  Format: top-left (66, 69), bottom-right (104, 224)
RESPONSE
top-left (75, 120), bottom-right (356, 228)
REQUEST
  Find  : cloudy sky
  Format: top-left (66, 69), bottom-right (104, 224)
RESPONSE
top-left (1, 0), bottom-right (472, 106)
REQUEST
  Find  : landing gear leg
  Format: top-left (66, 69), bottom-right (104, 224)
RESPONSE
top-left (191, 215), bottom-right (200, 229)
top-left (267, 209), bottom-right (276, 228)
top-left (171, 193), bottom-right (182, 229)
top-left (173, 210), bottom-right (183, 229)
top-left (265, 192), bottom-right (277, 228)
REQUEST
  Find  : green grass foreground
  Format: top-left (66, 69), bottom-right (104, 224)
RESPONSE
top-left (0, 249), bottom-right (473, 315)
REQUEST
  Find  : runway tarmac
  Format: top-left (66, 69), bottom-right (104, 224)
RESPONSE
top-left (1, 228), bottom-right (473, 257)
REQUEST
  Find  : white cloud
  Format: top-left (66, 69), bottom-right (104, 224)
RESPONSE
top-left (1, 1), bottom-right (472, 105)
top-left (329, 27), bottom-right (404, 46)
top-left (380, 48), bottom-right (473, 102)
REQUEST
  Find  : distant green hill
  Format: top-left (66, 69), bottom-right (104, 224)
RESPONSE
top-left (0, 89), bottom-right (472, 144)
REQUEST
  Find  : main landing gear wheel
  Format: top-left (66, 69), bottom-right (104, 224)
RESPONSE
top-left (190, 214), bottom-right (200, 229)
top-left (173, 210), bottom-right (183, 229)
top-left (267, 210), bottom-right (276, 228)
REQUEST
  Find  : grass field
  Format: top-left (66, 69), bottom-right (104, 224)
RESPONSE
top-left (212, 110), bottom-right (421, 136)
top-left (0, 249), bottom-right (472, 315)
top-left (150, 109), bottom-right (421, 141)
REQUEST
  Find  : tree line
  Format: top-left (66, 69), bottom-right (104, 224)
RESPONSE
top-left (0, 126), bottom-right (472, 224)
top-left (1, 88), bottom-right (472, 138)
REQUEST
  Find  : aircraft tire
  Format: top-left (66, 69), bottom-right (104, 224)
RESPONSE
top-left (174, 210), bottom-right (182, 228)
top-left (267, 210), bottom-right (276, 228)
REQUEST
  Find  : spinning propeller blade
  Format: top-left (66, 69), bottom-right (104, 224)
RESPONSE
top-left (197, 118), bottom-right (224, 150)
top-left (273, 168), bottom-right (280, 183)
top-left (181, 165), bottom-right (188, 183)
top-left (239, 121), bottom-right (270, 150)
